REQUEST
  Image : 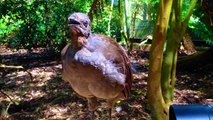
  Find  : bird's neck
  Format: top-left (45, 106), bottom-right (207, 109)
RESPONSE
top-left (71, 36), bottom-right (80, 51)
top-left (71, 35), bottom-right (89, 51)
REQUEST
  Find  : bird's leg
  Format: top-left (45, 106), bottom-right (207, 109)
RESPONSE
top-left (88, 97), bottom-right (98, 111)
top-left (87, 97), bottom-right (98, 119)
top-left (89, 111), bottom-right (95, 120)
top-left (107, 99), bottom-right (116, 120)
top-left (109, 108), bottom-right (112, 120)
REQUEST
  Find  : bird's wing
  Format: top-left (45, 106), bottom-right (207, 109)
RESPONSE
top-left (94, 34), bottom-right (133, 98)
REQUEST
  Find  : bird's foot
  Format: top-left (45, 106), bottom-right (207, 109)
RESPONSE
top-left (88, 111), bottom-right (95, 120)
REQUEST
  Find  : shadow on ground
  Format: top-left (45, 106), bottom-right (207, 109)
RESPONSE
top-left (0, 48), bottom-right (212, 119)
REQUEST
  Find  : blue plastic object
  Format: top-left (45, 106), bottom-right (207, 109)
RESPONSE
top-left (169, 104), bottom-right (213, 120)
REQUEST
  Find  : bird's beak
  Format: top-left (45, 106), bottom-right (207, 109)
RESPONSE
top-left (68, 17), bottom-right (80, 26)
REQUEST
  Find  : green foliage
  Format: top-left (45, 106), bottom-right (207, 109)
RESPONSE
top-left (148, 0), bottom-right (159, 21)
top-left (0, 0), bottom-right (91, 50)
top-left (91, 8), bottom-right (110, 35)
top-left (118, 0), bottom-right (155, 46)
top-left (188, 3), bottom-right (213, 45)
top-left (90, 1), bottom-right (120, 38)
top-left (188, 15), bottom-right (213, 45)
top-left (135, 20), bottom-right (154, 39)
top-left (0, 0), bottom-right (212, 50)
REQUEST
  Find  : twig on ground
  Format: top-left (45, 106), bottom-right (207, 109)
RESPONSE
top-left (0, 64), bottom-right (23, 69)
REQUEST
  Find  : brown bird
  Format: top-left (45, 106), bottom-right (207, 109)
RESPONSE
top-left (61, 12), bottom-right (132, 119)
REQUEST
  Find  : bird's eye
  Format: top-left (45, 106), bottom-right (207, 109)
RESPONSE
top-left (83, 21), bottom-right (88, 27)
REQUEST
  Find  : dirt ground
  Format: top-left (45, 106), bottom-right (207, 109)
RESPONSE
top-left (0, 46), bottom-right (212, 120)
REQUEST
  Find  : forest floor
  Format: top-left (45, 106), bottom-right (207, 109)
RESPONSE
top-left (0, 46), bottom-right (212, 120)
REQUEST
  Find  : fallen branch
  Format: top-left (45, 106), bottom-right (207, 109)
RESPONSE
top-left (0, 64), bottom-right (23, 69)
top-left (0, 90), bottom-right (16, 104)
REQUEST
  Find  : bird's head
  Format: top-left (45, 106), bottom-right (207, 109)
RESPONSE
top-left (68, 13), bottom-right (91, 38)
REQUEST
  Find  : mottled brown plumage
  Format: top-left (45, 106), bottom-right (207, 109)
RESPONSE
top-left (61, 12), bottom-right (132, 118)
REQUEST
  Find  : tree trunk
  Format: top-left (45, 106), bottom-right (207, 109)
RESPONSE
top-left (161, 11), bottom-right (180, 107)
top-left (88, 0), bottom-right (99, 22)
top-left (118, 0), bottom-right (129, 47)
top-left (180, 33), bottom-right (197, 55)
top-left (161, 0), bottom-right (197, 111)
top-left (148, 0), bottom-right (197, 119)
top-left (147, 0), bottom-right (173, 119)
top-left (130, 3), bottom-right (139, 51)
top-left (107, 0), bottom-right (114, 36)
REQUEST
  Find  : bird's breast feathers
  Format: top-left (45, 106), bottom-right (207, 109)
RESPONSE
top-left (73, 35), bottom-right (126, 85)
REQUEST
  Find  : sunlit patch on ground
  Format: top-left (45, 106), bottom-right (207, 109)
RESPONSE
top-left (0, 48), bottom-right (212, 119)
